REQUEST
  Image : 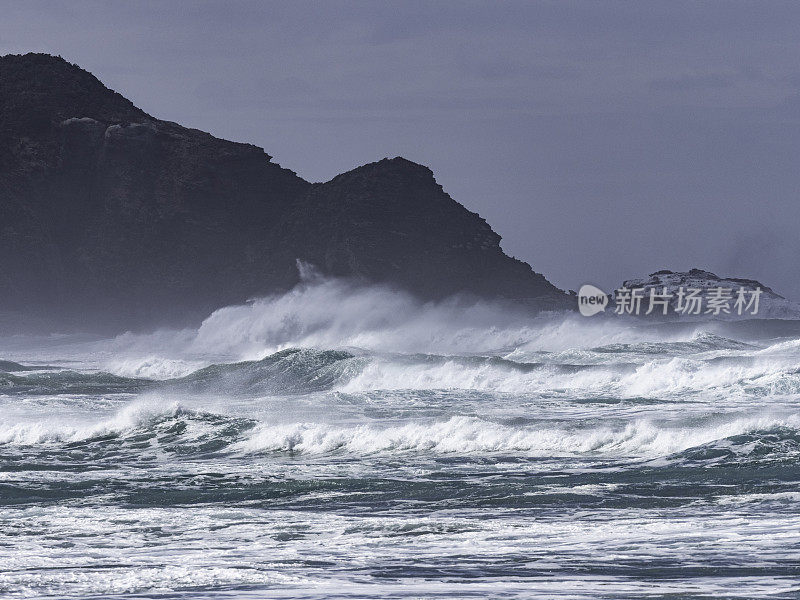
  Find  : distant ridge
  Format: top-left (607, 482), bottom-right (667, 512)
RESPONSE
top-left (0, 53), bottom-right (566, 331)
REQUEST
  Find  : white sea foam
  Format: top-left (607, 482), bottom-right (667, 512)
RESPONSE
top-left (2, 392), bottom-right (796, 460)
top-left (3, 275), bottom-right (800, 600)
top-left (183, 273), bottom-right (700, 359)
top-left (104, 355), bottom-right (207, 379)
top-left (234, 413), bottom-right (800, 457)
top-left (0, 398), bottom-right (182, 445)
top-left (8, 274), bottom-right (780, 384)
top-left (333, 350), bottom-right (800, 399)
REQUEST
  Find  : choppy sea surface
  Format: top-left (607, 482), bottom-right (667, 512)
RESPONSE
top-left (1, 281), bottom-right (799, 599)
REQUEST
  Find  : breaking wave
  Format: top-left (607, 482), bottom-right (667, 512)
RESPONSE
top-left (3, 274), bottom-right (800, 600)
top-left (171, 348), bottom-right (365, 395)
top-left (236, 414), bottom-right (800, 458)
top-left (2, 399), bottom-right (798, 464)
top-left (5, 334), bottom-right (800, 400)
top-left (0, 400), bottom-right (253, 448)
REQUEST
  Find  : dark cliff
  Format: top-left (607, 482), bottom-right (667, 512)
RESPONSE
top-left (271, 157), bottom-right (560, 300)
top-left (0, 53), bottom-right (566, 331)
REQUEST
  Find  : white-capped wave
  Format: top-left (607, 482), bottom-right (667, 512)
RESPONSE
top-left (0, 398), bottom-right (184, 445)
top-left (333, 352), bottom-right (800, 399)
top-left (234, 413), bottom-right (800, 458)
top-left (5, 274), bottom-right (800, 401)
top-left (104, 355), bottom-right (207, 380)
top-left (187, 274), bottom-right (695, 359)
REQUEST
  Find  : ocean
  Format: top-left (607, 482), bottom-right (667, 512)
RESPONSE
top-left (1, 280), bottom-right (799, 599)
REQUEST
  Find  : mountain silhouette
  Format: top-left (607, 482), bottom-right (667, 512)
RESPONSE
top-left (0, 53), bottom-right (566, 331)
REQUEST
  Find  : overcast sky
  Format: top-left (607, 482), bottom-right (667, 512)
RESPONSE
top-left (3, 1), bottom-right (800, 297)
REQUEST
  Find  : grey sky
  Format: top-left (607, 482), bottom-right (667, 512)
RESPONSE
top-left (3, 1), bottom-right (800, 297)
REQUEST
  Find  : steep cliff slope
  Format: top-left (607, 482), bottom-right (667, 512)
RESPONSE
top-left (0, 53), bottom-right (565, 330)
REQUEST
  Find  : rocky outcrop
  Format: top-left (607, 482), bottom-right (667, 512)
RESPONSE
top-left (616, 269), bottom-right (800, 319)
top-left (0, 53), bottom-right (566, 331)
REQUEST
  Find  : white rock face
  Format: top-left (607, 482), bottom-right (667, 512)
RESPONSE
top-left (615, 269), bottom-right (800, 320)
